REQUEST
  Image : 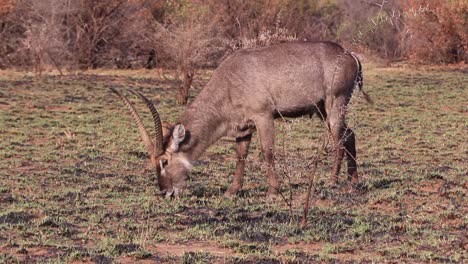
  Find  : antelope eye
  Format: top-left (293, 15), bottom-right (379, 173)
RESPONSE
top-left (159, 159), bottom-right (168, 168)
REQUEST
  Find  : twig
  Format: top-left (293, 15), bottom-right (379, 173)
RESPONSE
top-left (46, 50), bottom-right (64, 76)
top-left (301, 124), bottom-right (331, 229)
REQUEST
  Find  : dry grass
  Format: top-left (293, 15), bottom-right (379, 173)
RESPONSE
top-left (0, 65), bottom-right (466, 263)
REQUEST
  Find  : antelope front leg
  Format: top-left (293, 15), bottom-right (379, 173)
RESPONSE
top-left (224, 134), bottom-right (252, 197)
top-left (255, 117), bottom-right (279, 196)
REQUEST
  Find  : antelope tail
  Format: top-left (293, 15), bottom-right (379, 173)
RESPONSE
top-left (351, 53), bottom-right (373, 104)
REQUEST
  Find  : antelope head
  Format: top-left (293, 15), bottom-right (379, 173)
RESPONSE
top-left (110, 88), bottom-right (190, 198)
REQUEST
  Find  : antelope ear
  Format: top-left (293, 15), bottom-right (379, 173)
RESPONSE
top-left (172, 124), bottom-right (186, 142)
top-left (168, 124), bottom-right (186, 152)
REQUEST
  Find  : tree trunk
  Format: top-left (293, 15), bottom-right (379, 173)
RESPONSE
top-left (146, 49), bottom-right (156, 69)
top-left (177, 68), bottom-right (194, 105)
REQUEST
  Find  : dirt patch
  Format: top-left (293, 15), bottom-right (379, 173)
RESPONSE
top-left (369, 202), bottom-right (399, 214)
top-left (273, 242), bottom-right (323, 253)
top-left (15, 162), bottom-right (48, 175)
top-left (0, 246), bottom-right (60, 263)
top-left (69, 260), bottom-right (95, 264)
top-left (148, 241), bottom-right (234, 257)
top-left (45, 104), bottom-right (73, 112)
top-left (313, 198), bottom-right (335, 208)
top-left (30, 136), bottom-right (50, 146)
top-left (419, 180), bottom-right (444, 193)
top-left (442, 217), bottom-right (463, 228)
top-left (0, 101), bottom-right (10, 110)
top-left (114, 257), bottom-right (158, 264)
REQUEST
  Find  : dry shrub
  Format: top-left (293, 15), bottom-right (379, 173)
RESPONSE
top-left (212, 0), bottom-right (406, 59)
top-left (403, 0), bottom-right (467, 64)
top-left (224, 13), bottom-right (298, 53)
top-left (0, 5), bottom-right (24, 69)
top-left (0, 0), bottom-right (70, 72)
top-left (1, 0), bottom-right (145, 71)
top-left (4, 0), bottom-right (464, 72)
top-left (22, 0), bottom-right (75, 74)
top-left (0, 0), bottom-right (15, 16)
top-left (149, 1), bottom-right (224, 105)
top-left (336, 0), bottom-right (405, 59)
top-left (155, 21), bottom-right (220, 105)
top-left (208, 0), bottom-right (341, 42)
top-left (69, 0), bottom-right (138, 69)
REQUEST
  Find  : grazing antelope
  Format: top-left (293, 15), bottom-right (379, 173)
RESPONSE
top-left (111, 41), bottom-right (370, 198)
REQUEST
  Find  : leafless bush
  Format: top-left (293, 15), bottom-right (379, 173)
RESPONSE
top-left (336, 0), bottom-right (405, 59)
top-left (68, 0), bottom-right (140, 69)
top-left (273, 114), bottom-right (333, 227)
top-left (148, 3), bottom-right (224, 105)
top-left (4, 0), bottom-right (460, 73)
top-left (23, 0), bottom-right (76, 74)
top-left (0, 0), bottom-right (71, 73)
top-left (207, 0), bottom-right (341, 42)
top-left (0, 0), bottom-right (142, 72)
top-left (224, 13), bottom-right (298, 53)
top-left (273, 93), bottom-right (370, 228)
top-left (0, 5), bottom-right (26, 69)
top-left (402, 0), bottom-right (467, 64)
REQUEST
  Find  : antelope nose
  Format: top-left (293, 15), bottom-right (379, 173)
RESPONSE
top-left (173, 187), bottom-right (181, 197)
top-left (162, 188), bottom-right (177, 199)
top-left (162, 189), bottom-right (173, 199)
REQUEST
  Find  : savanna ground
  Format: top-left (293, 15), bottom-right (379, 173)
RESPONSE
top-left (0, 64), bottom-right (466, 263)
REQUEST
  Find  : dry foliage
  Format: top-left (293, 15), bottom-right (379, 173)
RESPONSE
top-left (0, 0), bottom-right (15, 16)
top-left (224, 13), bottom-right (298, 53)
top-left (1, 0), bottom-right (465, 72)
top-left (148, 1), bottom-right (224, 105)
top-left (402, 0), bottom-right (467, 63)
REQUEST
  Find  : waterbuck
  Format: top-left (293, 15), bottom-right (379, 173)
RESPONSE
top-left (111, 41), bottom-right (370, 198)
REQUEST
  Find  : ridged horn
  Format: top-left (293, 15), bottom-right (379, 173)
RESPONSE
top-left (109, 87), bottom-right (156, 157)
top-left (127, 88), bottom-right (164, 156)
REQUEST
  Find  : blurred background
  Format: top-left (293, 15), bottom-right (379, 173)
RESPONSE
top-left (1, 0), bottom-right (466, 72)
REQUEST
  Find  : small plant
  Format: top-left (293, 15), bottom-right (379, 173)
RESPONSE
top-left (181, 251), bottom-right (213, 264)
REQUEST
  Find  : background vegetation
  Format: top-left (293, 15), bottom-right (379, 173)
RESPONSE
top-left (1, 0), bottom-right (466, 104)
top-left (1, 0), bottom-right (466, 71)
top-left (0, 0), bottom-right (466, 263)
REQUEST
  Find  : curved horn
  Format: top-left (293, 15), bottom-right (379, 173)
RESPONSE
top-left (109, 87), bottom-right (156, 157)
top-left (127, 88), bottom-right (164, 156)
